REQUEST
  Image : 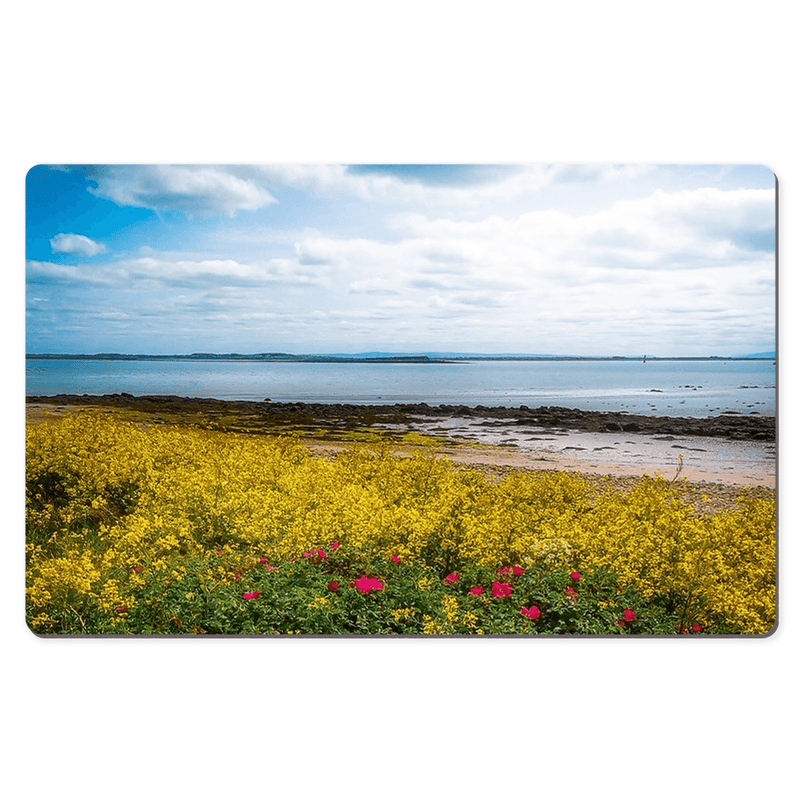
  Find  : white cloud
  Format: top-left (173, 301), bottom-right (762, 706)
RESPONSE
top-left (124, 256), bottom-right (267, 282)
top-left (61, 254), bottom-right (333, 290)
top-left (63, 164), bottom-right (669, 222)
top-left (50, 233), bottom-right (107, 256)
top-left (85, 165), bottom-right (277, 217)
top-left (242, 164), bottom-right (660, 210)
top-left (27, 260), bottom-right (107, 283)
top-left (348, 279), bottom-right (400, 295)
top-left (259, 185), bottom-right (775, 353)
top-left (278, 164), bottom-right (535, 207)
top-left (396, 186), bottom-right (775, 274)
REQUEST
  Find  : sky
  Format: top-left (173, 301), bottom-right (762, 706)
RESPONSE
top-left (25, 163), bottom-right (776, 357)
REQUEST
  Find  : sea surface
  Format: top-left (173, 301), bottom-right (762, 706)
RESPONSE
top-left (25, 358), bottom-right (776, 418)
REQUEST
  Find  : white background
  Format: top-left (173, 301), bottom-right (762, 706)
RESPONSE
top-left (4, 2), bottom-right (795, 798)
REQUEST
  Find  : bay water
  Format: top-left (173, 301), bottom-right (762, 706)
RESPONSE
top-left (25, 358), bottom-right (776, 418)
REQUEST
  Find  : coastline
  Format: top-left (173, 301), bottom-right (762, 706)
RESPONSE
top-left (26, 393), bottom-right (776, 490)
top-left (25, 392), bottom-right (775, 439)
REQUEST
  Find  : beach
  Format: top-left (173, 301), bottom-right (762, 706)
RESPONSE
top-left (26, 393), bottom-right (776, 493)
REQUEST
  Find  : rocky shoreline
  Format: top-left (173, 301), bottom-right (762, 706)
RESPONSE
top-left (26, 393), bottom-right (775, 442)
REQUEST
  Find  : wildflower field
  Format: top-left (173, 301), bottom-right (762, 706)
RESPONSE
top-left (25, 411), bottom-right (776, 635)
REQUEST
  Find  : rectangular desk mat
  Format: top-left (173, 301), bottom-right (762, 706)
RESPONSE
top-left (25, 164), bottom-right (776, 636)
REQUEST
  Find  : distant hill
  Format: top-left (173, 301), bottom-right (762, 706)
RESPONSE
top-left (26, 351), bottom-right (776, 361)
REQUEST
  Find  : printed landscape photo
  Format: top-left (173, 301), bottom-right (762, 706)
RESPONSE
top-left (25, 164), bottom-right (776, 636)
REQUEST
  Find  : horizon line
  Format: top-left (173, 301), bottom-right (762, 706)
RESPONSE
top-left (25, 350), bottom-right (776, 360)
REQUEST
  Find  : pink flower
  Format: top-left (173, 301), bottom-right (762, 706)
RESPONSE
top-left (512, 565), bottom-right (524, 576)
top-left (564, 586), bottom-right (577, 601)
top-left (327, 580), bottom-right (339, 591)
top-left (491, 581), bottom-right (512, 598)
top-left (317, 549), bottom-right (326, 559)
top-left (444, 572), bottom-right (460, 585)
top-left (216, 550), bottom-right (222, 556)
top-left (132, 567), bottom-right (140, 573)
top-left (302, 551), bottom-right (313, 558)
top-left (692, 624), bottom-right (703, 632)
top-left (570, 571), bottom-right (581, 581)
top-left (259, 558), bottom-right (269, 563)
top-left (520, 606), bottom-right (540, 619)
top-left (242, 591), bottom-right (260, 600)
top-left (469, 586), bottom-right (484, 595)
top-left (264, 564), bottom-right (276, 571)
top-left (391, 554), bottom-right (400, 563)
top-left (354, 575), bottom-right (384, 593)
top-left (623, 609), bottom-right (636, 622)
top-left (497, 566), bottom-right (510, 574)
top-left (330, 541), bottom-right (340, 550)
top-left (235, 572), bottom-right (241, 580)
top-left (116, 606), bottom-right (128, 613)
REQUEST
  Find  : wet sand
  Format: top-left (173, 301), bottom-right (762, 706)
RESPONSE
top-left (404, 415), bottom-right (775, 488)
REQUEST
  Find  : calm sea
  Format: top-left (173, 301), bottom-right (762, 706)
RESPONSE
top-left (25, 358), bottom-right (776, 418)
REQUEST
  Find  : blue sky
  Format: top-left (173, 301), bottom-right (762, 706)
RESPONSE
top-left (26, 164), bottom-right (776, 356)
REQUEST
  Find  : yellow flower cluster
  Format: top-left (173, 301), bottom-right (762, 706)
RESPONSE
top-left (564, 478), bottom-right (775, 632)
top-left (421, 615), bottom-right (444, 635)
top-left (441, 594), bottom-right (461, 624)
top-left (26, 412), bottom-right (776, 634)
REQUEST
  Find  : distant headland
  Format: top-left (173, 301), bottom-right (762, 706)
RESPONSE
top-left (25, 351), bottom-right (776, 363)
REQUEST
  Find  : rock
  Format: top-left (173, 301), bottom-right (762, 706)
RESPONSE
top-left (24, 395), bottom-right (775, 442)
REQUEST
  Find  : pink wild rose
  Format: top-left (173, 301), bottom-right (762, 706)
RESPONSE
top-left (391, 554), bottom-right (400, 563)
top-left (327, 580), bottom-right (339, 591)
top-left (570, 571), bottom-right (582, 581)
top-left (564, 586), bottom-right (577, 601)
top-left (444, 572), bottom-right (460, 585)
top-left (512, 565), bottom-right (524, 576)
top-left (330, 541), bottom-right (340, 550)
top-left (354, 575), bottom-right (384, 593)
top-left (491, 581), bottom-right (512, 599)
top-left (623, 609), bottom-right (636, 622)
top-left (520, 606), bottom-right (540, 619)
top-left (242, 591), bottom-right (260, 600)
top-left (469, 586), bottom-right (484, 596)
top-left (497, 566), bottom-right (510, 575)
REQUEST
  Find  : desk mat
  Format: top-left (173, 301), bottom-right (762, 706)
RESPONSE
top-left (25, 164), bottom-right (777, 636)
